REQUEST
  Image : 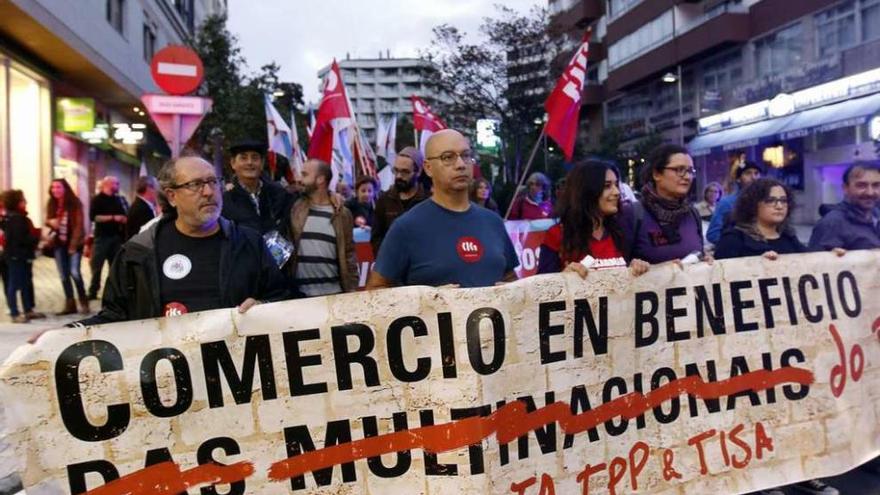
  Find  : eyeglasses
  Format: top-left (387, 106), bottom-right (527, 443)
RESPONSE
top-left (664, 166), bottom-right (697, 177)
top-left (425, 150), bottom-right (476, 167)
top-left (761, 196), bottom-right (790, 206)
top-left (170, 177), bottom-right (223, 193)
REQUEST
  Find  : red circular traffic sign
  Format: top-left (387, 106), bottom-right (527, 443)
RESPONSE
top-left (150, 45), bottom-right (204, 95)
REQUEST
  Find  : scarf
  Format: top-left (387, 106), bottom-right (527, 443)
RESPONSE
top-left (640, 184), bottom-right (692, 243)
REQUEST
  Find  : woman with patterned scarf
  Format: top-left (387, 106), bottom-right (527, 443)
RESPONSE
top-left (620, 144), bottom-right (706, 265)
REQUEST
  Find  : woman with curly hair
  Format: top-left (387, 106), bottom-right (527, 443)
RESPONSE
top-left (537, 161), bottom-right (649, 277)
top-left (714, 178), bottom-right (805, 260)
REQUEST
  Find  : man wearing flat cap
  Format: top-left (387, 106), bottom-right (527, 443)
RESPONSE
top-left (222, 140), bottom-right (295, 236)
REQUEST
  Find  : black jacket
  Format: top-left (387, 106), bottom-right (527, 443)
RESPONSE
top-left (371, 184), bottom-right (428, 255)
top-left (0, 212), bottom-right (38, 261)
top-left (76, 216), bottom-right (289, 326)
top-left (222, 179), bottom-right (296, 235)
top-left (126, 197), bottom-right (156, 240)
top-left (715, 227), bottom-right (806, 260)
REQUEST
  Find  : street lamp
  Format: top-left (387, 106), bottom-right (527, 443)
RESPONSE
top-left (662, 66), bottom-right (684, 146)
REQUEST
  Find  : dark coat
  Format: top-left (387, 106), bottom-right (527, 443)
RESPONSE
top-left (715, 227), bottom-right (806, 260)
top-left (0, 212), bottom-right (38, 261)
top-left (222, 179), bottom-right (296, 235)
top-left (808, 201), bottom-right (880, 251)
top-left (126, 197), bottom-right (156, 240)
top-left (74, 217), bottom-right (289, 326)
top-left (371, 184), bottom-right (428, 255)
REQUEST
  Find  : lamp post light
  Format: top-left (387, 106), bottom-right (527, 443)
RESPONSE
top-left (662, 66), bottom-right (684, 146)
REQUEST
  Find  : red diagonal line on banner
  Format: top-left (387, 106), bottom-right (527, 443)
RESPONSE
top-left (82, 461), bottom-right (253, 495)
top-left (78, 367), bottom-right (813, 494)
top-left (266, 367), bottom-right (814, 481)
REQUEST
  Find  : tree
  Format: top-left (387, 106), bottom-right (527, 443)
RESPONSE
top-left (191, 14), bottom-right (304, 171)
top-left (424, 5), bottom-right (562, 184)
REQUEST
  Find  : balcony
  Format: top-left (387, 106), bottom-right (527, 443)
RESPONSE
top-left (550, 0), bottom-right (604, 35)
top-left (606, 10), bottom-right (749, 92)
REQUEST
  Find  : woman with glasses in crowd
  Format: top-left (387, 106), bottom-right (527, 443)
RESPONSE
top-left (621, 144), bottom-right (706, 265)
top-left (714, 178), bottom-right (806, 260)
top-left (538, 160), bottom-right (649, 277)
top-left (508, 172), bottom-right (553, 220)
top-left (44, 178), bottom-right (89, 315)
top-left (470, 178), bottom-right (499, 214)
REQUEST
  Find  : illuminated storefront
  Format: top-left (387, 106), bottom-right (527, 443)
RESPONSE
top-left (689, 68), bottom-right (880, 223)
top-left (0, 51), bottom-right (52, 224)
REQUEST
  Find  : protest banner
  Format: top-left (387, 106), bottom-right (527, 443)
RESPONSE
top-left (0, 250), bottom-right (879, 495)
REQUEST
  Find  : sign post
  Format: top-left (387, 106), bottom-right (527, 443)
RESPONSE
top-left (146, 45), bottom-right (211, 156)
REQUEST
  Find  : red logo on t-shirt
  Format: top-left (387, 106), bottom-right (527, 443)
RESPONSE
top-left (164, 302), bottom-right (188, 317)
top-left (456, 236), bottom-right (483, 263)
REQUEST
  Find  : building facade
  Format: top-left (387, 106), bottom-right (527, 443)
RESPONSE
top-left (317, 56), bottom-right (446, 143)
top-left (556, 0), bottom-right (880, 223)
top-left (0, 0), bottom-right (225, 225)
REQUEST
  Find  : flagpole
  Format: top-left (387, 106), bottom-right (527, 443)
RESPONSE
top-left (414, 128), bottom-right (418, 148)
top-left (503, 124), bottom-right (547, 220)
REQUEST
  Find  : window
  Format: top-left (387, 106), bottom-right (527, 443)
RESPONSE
top-left (106, 0), bottom-right (125, 35)
top-left (142, 21), bottom-right (156, 62)
top-left (701, 49), bottom-right (743, 93)
top-left (755, 23), bottom-right (803, 78)
top-left (174, 0), bottom-right (195, 32)
top-left (608, 0), bottom-right (643, 18)
top-left (863, 0), bottom-right (880, 42)
top-left (815, 1), bottom-right (856, 57)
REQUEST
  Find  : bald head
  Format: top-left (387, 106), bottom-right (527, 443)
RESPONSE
top-left (425, 129), bottom-right (467, 158)
top-left (423, 128), bottom-right (474, 194)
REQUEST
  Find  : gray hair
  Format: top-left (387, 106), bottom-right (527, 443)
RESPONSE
top-left (135, 175), bottom-right (158, 194)
top-left (157, 151), bottom-right (206, 191)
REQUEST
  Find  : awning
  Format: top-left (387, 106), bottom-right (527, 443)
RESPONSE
top-left (689, 91), bottom-right (880, 154)
top-left (688, 113), bottom-right (794, 155)
top-left (778, 91), bottom-right (880, 139)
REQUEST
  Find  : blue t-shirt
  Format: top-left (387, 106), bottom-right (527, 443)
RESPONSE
top-left (374, 200), bottom-right (519, 288)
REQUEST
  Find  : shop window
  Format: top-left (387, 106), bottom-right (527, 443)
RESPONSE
top-left (755, 23), bottom-right (803, 78)
top-left (815, 1), bottom-right (856, 58)
top-left (863, 0), bottom-right (880, 42)
top-left (106, 0), bottom-right (125, 35)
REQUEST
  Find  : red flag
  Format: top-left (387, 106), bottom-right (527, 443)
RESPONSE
top-left (308, 60), bottom-right (353, 162)
top-left (411, 95), bottom-right (446, 132)
top-left (544, 29), bottom-right (591, 161)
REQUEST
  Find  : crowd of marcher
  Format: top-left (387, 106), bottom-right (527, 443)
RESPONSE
top-left (0, 127), bottom-right (878, 493)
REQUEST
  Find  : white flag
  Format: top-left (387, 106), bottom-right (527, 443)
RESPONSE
top-left (376, 115), bottom-right (397, 163)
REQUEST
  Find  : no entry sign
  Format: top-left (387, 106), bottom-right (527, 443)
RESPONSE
top-left (150, 45), bottom-right (204, 95)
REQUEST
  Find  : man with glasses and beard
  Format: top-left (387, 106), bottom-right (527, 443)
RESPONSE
top-left (74, 155), bottom-right (288, 326)
top-left (367, 130), bottom-right (518, 289)
top-left (370, 146), bottom-right (428, 255)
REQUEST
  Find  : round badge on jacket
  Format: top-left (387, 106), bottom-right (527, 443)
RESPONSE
top-left (164, 302), bottom-right (188, 317)
top-left (162, 254), bottom-right (192, 280)
top-left (456, 236), bottom-right (484, 263)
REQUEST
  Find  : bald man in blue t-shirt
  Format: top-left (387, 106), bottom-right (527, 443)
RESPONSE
top-left (366, 129), bottom-right (518, 289)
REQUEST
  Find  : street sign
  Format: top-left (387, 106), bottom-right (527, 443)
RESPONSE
top-left (141, 94), bottom-right (212, 157)
top-left (150, 45), bottom-right (204, 95)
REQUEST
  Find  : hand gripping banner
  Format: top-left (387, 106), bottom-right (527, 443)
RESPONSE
top-left (1, 250), bottom-right (879, 495)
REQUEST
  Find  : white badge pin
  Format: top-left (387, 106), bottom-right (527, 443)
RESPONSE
top-left (163, 254), bottom-right (192, 280)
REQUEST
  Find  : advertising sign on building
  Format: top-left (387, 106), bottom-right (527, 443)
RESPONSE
top-left (56, 98), bottom-right (95, 132)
